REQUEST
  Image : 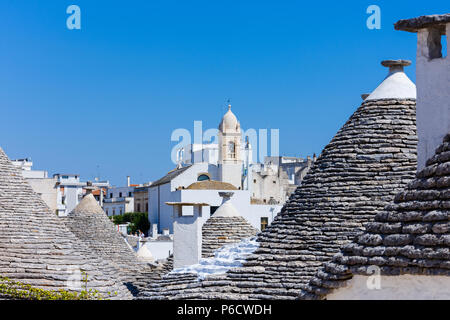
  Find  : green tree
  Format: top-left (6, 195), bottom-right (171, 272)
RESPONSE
top-left (111, 212), bottom-right (150, 236)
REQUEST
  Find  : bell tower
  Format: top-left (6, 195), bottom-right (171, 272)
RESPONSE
top-left (218, 105), bottom-right (243, 188)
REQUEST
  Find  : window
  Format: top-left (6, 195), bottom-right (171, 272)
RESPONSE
top-left (426, 28), bottom-right (446, 59)
top-left (261, 217), bottom-right (268, 231)
top-left (128, 192), bottom-right (132, 197)
top-left (228, 141), bottom-right (236, 158)
top-left (120, 208), bottom-right (123, 215)
top-left (197, 174), bottom-right (210, 181)
top-left (137, 204), bottom-right (141, 212)
top-left (119, 192), bottom-right (122, 197)
top-left (253, 179), bottom-right (256, 183)
top-left (145, 203), bottom-right (148, 212)
top-left (113, 209), bottom-right (116, 216)
top-left (110, 193), bottom-right (113, 198)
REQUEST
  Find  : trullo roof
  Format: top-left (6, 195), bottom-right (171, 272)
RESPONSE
top-left (61, 193), bottom-right (168, 296)
top-left (139, 60), bottom-right (419, 300)
top-left (0, 147), bottom-right (131, 299)
top-left (301, 133), bottom-right (450, 299)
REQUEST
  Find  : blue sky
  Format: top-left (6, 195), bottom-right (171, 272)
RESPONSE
top-left (0, 1), bottom-right (448, 186)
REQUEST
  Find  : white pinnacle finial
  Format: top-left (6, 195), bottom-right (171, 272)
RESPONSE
top-left (213, 192), bottom-right (240, 217)
top-left (365, 59), bottom-right (416, 101)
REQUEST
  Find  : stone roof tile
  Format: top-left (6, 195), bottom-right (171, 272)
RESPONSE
top-left (140, 96), bottom-right (418, 300)
top-left (0, 147), bottom-right (131, 299)
top-left (61, 194), bottom-right (169, 297)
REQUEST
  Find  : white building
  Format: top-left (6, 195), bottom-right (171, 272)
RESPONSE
top-left (53, 173), bottom-right (109, 216)
top-left (11, 159), bottom-right (109, 216)
top-left (11, 158), bottom-right (61, 215)
top-left (177, 143), bottom-right (220, 166)
top-left (175, 106), bottom-right (314, 204)
top-left (250, 155), bottom-right (315, 204)
top-left (148, 105), bottom-right (306, 236)
top-left (103, 176), bottom-right (137, 216)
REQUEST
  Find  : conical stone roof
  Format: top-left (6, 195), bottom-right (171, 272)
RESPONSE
top-left (61, 194), bottom-right (167, 296)
top-left (202, 192), bottom-right (258, 258)
top-left (137, 200), bottom-right (258, 299)
top-left (301, 133), bottom-right (450, 299)
top-left (145, 100), bottom-right (419, 300)
top-left (136, 61), bottom-right (419, 300)
top-left (140, 97), bottom-right (418, 300)
top-left (0, 148), bottom-right (131, 299)
top-left (217, 98), bottom-right (418, 299)
top-left (202, 215), bottom-right (258, 258)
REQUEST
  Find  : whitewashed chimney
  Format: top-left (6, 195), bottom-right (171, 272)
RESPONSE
top-left (395, 16), bottom-right (450, 170)
top-left (151, 224), bottom-right (158, 239)
top-left (169, 202), bottom-right (208, 269)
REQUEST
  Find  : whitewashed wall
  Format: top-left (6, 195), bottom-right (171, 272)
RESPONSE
top-left (148, 162), bottom-right (282, 234)
top-left (179, 189), bottom-right (281, 231)
top-left (144, 241), bottom-right (173, 261)
top-left (148, 182), bottom-right (174, 233)
top-left (173, 206), bottom-right (207, 268)
top-left (416, 25), bottom-right (450, 170)
top-left (328, 275), bottom-right (450, 300)
top-left (26, 178), bottom-right (58, 214)
top-left (171, 163), bottom-right (209, 191)
top-left (65, 186), bottom-right (82, 214)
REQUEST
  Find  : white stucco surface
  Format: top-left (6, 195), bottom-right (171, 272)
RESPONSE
top-left (148, 163), bottom-right (210, 233)
top-left (26, 178), bottom-right (58, 214)
top-left (173, 206), bottom-right (207, 269)
top-left (327, 275), bottom-right (450, 300)
top-left (213, 201), bottom-right (240, 217)
top-left (178, 189), bottom-right (281, 230)
top-left (136, 244), bottom-right (154, 262)
top-left (366, 70), bottom-right (416, 101)
top-left (143, 241), bottom-right (173, 261)
top-left (415, 26), bottom-right (450, 170)
top-left (170, 237), bottom-right (259, 280)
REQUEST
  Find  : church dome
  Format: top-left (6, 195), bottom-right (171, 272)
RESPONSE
top-left (219, 105), bottom-right (240, 132)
